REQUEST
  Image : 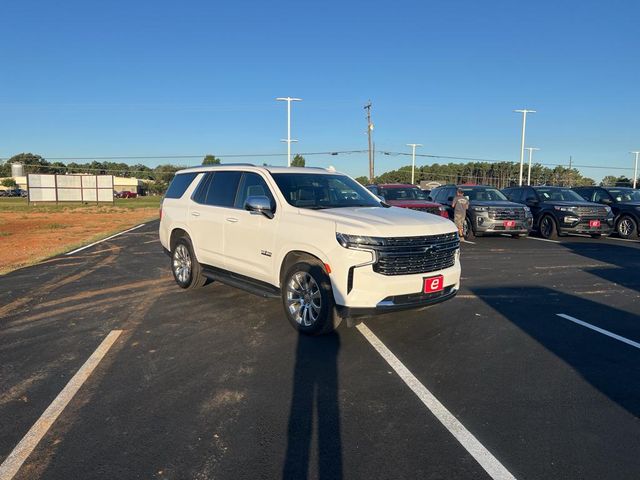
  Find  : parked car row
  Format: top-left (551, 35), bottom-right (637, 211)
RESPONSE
top-left (364, 182), bottom-right (637, 242)
top-left (0, 188), bottom-right (27, 197)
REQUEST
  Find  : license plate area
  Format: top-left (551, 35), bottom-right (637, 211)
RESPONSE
top-left (589, 220), bottom-right (601, 228)
top-left (503, 220), bottom-right (516, 228)
top-left (423, 275), bottom-right (444, 294)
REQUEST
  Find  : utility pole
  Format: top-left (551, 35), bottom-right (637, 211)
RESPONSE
top-left (525, 147), bottom-right (540, 186)
top-left (514, 109), bottom-right (536, 186)
top-left (631, 151), bottom-right (640, 189)
top-left (569, 155), bottom-right (572, 170)
top-left (276, 97), bottom-right (302, 166)
top-left (365, 101), bottom-right (374, 182)
top-left (407, 143), bottom-right (423, 185)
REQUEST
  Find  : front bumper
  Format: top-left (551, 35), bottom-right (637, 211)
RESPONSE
top-left (558, 217), bottom-right (614, 235)
top-left (472, 214), bottom-right (533, 235)
top-left (338, 285), bottom-right (458, 317)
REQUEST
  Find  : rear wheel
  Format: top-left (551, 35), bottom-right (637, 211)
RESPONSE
top-left (282, 262), bottom-right (342, 335)
top-left (616, 215), bottom-right (637, 239)
top-left (171, 237), bottom-right (207, 289)
top-left (539, 215), bottom-right (558, 240)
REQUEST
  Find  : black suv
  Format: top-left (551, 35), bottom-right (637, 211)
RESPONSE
top-left (429, 184), bottom-right (532, 239)
top-left (502, 186), bottom-right (614, 239)
top-left (572, 186), bottom-right (640, 239)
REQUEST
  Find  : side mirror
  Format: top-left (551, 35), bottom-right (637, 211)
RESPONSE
top-left (601, 197), bottom-right (613, 204)
top-left (526, 197), bottom-right (539, 206)
top-left (376, 194), bottom-right (385, 202)
top-left (245, 196), bottom-right (274, 219)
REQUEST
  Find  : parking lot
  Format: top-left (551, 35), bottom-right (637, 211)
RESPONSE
top-left (1, 222), bottom-right (639, 479)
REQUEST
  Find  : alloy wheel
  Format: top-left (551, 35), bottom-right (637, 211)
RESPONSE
top-left (286, 272), bottom-right (322, 327)
top-left (618, 218), bottom-right (634, 237)
top-left (173, 244), bottom-right (192, 284)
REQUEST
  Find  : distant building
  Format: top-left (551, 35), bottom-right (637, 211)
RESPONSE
top-left (0, 175), bottom-right (147, 195)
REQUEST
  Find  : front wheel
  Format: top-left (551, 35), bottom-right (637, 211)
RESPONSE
top-left (463, 217), bottom-right (475, 240)
top-left (539, 215), bottom-right (558, 240)
top-left (171, 237), bottom-right (207, 289)
top-left (282, 262), bottom-right (342, 335)
top-left (617, 215), bottom-right (637, 239)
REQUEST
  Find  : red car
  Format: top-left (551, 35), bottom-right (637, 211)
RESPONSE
top-left (367, 183), bottom-right (449, 218)
top-left (119, 191), bottom-right (138, 198)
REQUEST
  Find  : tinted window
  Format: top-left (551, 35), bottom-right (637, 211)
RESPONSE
top-left (535, 188), bottom-right (584, 202)
top-left (460, 187), bottom-right (508, 201)
top-left (607, 188), bottom-right (640, 202)
top-left (592, 189), bottom-right (611, 203)
top-left (271, 173), bottom-right (380, 209)
top-left (503, 188), bottom-right (520, 202)
top-left (235, 173), bottom-right (276, 211)
top-left (380, 187), bottom-right (428, 201)
top-left (165, 172), bottom-right (198, 199)
top-left (204, 171), bottom-right (242, 207)
top-left (192, 173), bottom-right (212, 204)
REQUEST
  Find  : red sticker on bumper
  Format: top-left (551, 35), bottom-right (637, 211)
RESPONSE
top-left (589, 220), bottom-right (601, 228)
top-left (424, 275), bottom-right (444, 294)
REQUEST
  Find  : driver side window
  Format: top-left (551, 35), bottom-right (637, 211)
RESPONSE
top-left (235, 173), bottom-right (276, 212)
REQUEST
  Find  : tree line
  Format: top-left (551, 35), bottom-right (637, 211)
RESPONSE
top-left (353, 161), bottom-right (631, 188)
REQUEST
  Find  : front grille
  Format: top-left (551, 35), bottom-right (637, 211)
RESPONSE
top-left (372, 232), bottom-right (459, 276)
top-left (575, 206), bottom-right (608, 218)
top-left (409, 206), bottom-right (441, 215)
top-left (488, 207), bottom-right (526, 220)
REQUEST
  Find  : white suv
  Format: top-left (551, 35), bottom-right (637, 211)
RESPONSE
top-left (159, 165), bottom-right (461, 335)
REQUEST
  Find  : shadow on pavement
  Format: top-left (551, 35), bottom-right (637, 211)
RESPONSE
top-left (471, 286), bottom-right (640, 419)
top-left (283, 332), bottom-right (342, 480)
top-left (560, 241), bottom-right (640, 293)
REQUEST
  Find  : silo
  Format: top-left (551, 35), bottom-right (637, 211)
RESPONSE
top-left (11, 163), bottom-right (24, 178)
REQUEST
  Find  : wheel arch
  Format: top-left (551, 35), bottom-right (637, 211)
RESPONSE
top-left (279, 250), bottom-right (327, 288)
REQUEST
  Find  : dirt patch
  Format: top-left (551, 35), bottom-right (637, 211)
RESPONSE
top-left (0, 207), bottom-right (158, 274)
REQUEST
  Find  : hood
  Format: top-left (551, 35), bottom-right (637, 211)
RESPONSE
top-left (469, 200), bottom-right (525, 208)
top-left (386, 199), bottom-right (441, 208)
top-left (540, 200), bottom-right (599, 207)
top-left (618, 201), bottom-right (640, 207)
top-left (299, 206), bottom-right (455, 237)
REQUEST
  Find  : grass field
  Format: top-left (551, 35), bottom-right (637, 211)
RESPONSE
top-left (0, 196), bottom-right (162, 274)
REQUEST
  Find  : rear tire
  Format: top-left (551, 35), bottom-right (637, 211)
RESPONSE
top-left (282, 262), bottom-right (342, 335)
top-left (616, 215), bottom-right (637, 239)
top-left (171, 236), bottom-right (207, 289)
top-left (539, 215), bottom-right (558, 240)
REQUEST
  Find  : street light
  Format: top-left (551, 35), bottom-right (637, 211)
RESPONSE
top-left (406, 143), bottom-right (422, 185)
top-left (514, 109), bottom-right (536, 186)
top-left (525, 147), bottom-right (540, 186)
top-left (276, 97), bottom-right (302, 166)
top-left (631, 151), bottom-right (640, 189)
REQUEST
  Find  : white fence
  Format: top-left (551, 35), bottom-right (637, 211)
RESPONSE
top-left (27, 174), bottom-right (115, 203)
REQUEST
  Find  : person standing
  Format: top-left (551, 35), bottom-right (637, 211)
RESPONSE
top-left (451, 188), bottom-right (469, 237)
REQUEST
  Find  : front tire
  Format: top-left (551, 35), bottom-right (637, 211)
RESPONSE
top-left (463, 217), bottom-right (475, 240)
top-left (616, 215), bottom-right (637, 239)
top-left (282, 262), bottom-right (342, 335)
top-left (171, 237), bottom-right (207, 289)
top-left (539, 215), bottom-right (558, 240)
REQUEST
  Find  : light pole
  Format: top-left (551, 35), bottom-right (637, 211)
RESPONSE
top-left (407, 143), bottom-right (422, 185)
top-left (276, 97), bottom-right (302, 166)
top-left (525, 147), bottom-right (540, 186)
top-left (631, 151), bottom-right (640, 189)
top-left (514, 109), bottom-right (536, 186)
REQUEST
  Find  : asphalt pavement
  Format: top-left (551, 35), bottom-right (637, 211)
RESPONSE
top-left (1, 222), bottom-right (639, 480)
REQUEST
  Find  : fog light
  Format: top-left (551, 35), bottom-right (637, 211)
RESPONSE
top-left (564, 216), bottom-right (579, 223)
top-left (477, 217), bottom-right (484, 225)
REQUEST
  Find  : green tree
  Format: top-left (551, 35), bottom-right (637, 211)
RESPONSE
top-left (1, 178), bottom-right (17, 188)
top-left (290, 154), bottom-right (305, 167)
top-left (203, 154), bottom-right (221, 165)
top-left (354, 176), bottom-right (369, 185)
top-left (7, 153), bottom-right (50, 174)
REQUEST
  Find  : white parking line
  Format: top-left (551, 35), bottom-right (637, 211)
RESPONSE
top-left (461, 239), bottom-right (476, 245)
top-left (356, 323), bottom-right (516, 480)
top-left (0, 330), bottom-right (123, 480)
top-left (525, 236), bottom-right (560, 244)
top-left (65, 224), bottom-right (146, 255)
top-left (557, 314), bottom-right (640, 350)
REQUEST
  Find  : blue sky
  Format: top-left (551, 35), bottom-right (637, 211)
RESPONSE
top-left (1, 0), bottom-right (639, 181)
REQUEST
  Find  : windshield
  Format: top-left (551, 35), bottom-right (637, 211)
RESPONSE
top-left (535, 188), bottom-right (584, 202)
top-left (380, 187), bottom-right (428, 201)
top-left (460, 188), bottom-right (507, 201)
top-left (271, 173), bottom-right (381, 209)
top-left (608, 188), bottom-right (640, 202)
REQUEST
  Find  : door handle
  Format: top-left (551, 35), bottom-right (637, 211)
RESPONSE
top-left (226, 217), bottom-right (238, 223)
top-left (191, 211), bottom-right (200, 217)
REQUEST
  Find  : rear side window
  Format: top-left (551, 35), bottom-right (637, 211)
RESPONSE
top-left (192, 173), bottom-right (213, 204)
top-left (165, 172), bottom-right (198, 199)
top-left (204, 171), bottom-right (242, 207)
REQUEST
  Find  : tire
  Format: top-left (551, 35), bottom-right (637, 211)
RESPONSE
top-left (616, 215), bottom-right (637, 239)
top-left (539, 214), bottom-right (558, 240)
top-left (463, 217), bottom-right (475, 240)
top-left (282, 262), bottom-right (342, 335)
top-left (171, 236), bottom-right (207, 289)
top-left (590, 233), bottom-right (602, 239)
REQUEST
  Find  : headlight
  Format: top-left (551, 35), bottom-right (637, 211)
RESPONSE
top-left (554, 206), bottom-right (576, 212)
top-left (471, 206), bottom-right (488, 212)
top-left (336, 233), bottom-right (386, 249)
top-left (523, 206), bottom-right (531, 212)
top-left (604, 206), bottom-right (612, 213)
